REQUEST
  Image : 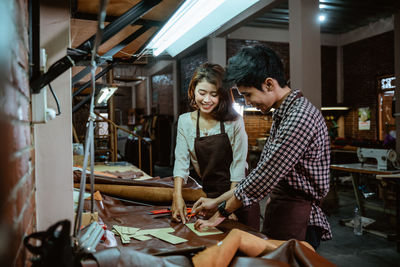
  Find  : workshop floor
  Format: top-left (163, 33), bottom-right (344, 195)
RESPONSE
top-left (154, 166), bottom-right (400, 266)
top-left (317, 187), bottom-right (400, 267)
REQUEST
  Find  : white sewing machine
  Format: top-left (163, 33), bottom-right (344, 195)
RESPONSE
top-left (357, 147), bottom-right (397, 170)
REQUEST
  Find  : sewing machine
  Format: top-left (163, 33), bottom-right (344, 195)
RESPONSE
top-left (357, 147), bottom-right (397, 170)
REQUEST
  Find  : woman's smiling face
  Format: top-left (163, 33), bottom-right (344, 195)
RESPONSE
top-left (194, 80), bottom-right (219, 114)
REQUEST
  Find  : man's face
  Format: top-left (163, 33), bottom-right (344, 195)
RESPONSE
top-left (238, 85), bottom-right (274, 114)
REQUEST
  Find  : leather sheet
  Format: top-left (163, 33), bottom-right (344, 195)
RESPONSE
top-left (80, 195), bottom-right (335, 267)
top-left (90, 194), bottom-right (265, 255)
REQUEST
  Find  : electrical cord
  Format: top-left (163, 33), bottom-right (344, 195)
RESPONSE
top-left (48, 83), bottom-right (61, 116)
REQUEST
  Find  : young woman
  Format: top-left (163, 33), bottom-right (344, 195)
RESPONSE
top-left (172, 63), bottom-right (259, 229)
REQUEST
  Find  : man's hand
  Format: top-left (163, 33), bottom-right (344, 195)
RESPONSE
top-left (191, 197), bottom-right (218, 216)
top-left (171, 194), bottom-right (188, 224)
top-left (194, 211), bottom-right (226, 231)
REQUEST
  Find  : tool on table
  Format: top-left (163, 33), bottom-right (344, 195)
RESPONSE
top-left (149, 207), bottom-right (193, 215)
top-left (150, 208), bottom-right (197, 221)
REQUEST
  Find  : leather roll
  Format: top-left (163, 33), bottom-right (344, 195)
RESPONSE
top-left (74, 172), bottom-right (202, 189)
top-left (75, 184), bottom-right (206, 203)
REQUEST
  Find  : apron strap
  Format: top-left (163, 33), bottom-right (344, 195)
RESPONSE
top-left (220, 120), bottom-right (225, 134)
top-left (196, 110), bottom-right (200, 138)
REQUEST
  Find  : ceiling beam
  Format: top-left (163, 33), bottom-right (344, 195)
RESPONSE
top-left (72, 12), bottom-right (164, 27)
top-left (31, 0), bottom-right (161, 93)
top-left (72, 25), bottom-right (151, 87)
top-left (213, 0), bottom-right (286, 37)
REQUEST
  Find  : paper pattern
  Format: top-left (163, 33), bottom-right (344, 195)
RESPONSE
top-left (112, 225), bottom-right (187, 244)
top-left (185, 223), bottom-right (223, 236)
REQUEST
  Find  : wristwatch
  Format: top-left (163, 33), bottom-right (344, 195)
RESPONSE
top-left (217, 201), bottom-right (232, 218)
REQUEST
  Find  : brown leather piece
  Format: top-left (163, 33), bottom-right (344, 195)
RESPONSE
top-left (75, 184), bottom-right (206, 203)
top-left (191, 228), bottom-right (334, 267)
top-left (103, 170), bottom-right (144, 179)
top-left (260, 239), bottom-right (336, 267)
top-left (74, 172), bottom-right (202, 189)
top-left (91, 195), bottom-right (265, 255)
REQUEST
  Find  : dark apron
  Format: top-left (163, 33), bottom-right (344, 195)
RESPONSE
top-left (262, 179), bottom-right (312, 241)
top-left (194, 110), bottom-right (260, 230)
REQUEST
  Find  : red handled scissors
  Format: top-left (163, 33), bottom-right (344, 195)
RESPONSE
top-left (149, 207), bottom-right (194, 215)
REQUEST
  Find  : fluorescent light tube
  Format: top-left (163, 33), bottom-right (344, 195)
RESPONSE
top-left (321, 107), bottom-right (350, 111)
top-left (147, 0), bottom-right (259, 57)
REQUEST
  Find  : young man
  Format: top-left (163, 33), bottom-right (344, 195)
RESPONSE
top-left (193, 45), bottom-right (332, 249)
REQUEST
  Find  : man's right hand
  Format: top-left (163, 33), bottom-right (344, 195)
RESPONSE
top-left (171, 195), bottom-right (188, 224)
top-left (191, 197), bottom-right (218, 216)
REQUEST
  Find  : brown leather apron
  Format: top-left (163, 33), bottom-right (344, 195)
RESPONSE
top-left (262, 180), bottom-right (312, 240)
top-left (194, 110), bottom-right (260, 230)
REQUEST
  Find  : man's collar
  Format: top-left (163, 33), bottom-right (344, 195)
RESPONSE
top-left (272, 89), bottom-right (301, 120)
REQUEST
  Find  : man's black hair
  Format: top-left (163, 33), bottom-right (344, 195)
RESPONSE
top-left (224, 45), bottom-right (287, 91)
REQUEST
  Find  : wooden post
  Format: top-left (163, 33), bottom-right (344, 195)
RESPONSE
top-left (138, 137), bottom-right (142, 170)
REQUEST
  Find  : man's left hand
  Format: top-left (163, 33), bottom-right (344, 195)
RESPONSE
top-left (194, 211), bottom-right (225, 231)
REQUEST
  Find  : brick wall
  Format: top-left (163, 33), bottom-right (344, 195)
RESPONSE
top-left (227, 39), bottom-right (290, 83)
top-left (342, 31), bottom-right (394, 140)
top-left (136, 80), bottom-right (148, 111)
top-left (113, 86), bottom-right (132, 124)
top-left (227, 39), bottom-right (339, 143)
top-left (178, 45), bottom-right (207, 114)
top-left (151, 73), bottom-right (174, 115)
top-left (344, 108), bottom-right (377, 140)
top-left (243, 112), bottom-right (272, 146)
top-left (321, 46), bottom-right (337, 107)
top-left (0, 0), bottom-right (35, 266)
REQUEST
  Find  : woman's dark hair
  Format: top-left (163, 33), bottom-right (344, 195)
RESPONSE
top-left (188, 62), bottom-right (238, 121)
top-left (224, 45), bottom-right (287, 91)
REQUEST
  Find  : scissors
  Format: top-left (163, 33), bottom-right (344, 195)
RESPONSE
top-left (150, 208), bottom-right (197, 220)
top-left (149, 207), bottom-right (193, 215)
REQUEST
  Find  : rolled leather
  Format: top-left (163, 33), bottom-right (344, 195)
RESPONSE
top-left (74, 172), bottom-right (202, 189)
top-left (75, 184), bottom-right (206, 203)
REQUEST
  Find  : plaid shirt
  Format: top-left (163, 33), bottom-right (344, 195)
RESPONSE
top-left (235, 90), bottom-right (332, 240)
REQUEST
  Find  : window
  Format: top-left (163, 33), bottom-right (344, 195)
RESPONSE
top-left (378, 75), bottom-right (396, 141)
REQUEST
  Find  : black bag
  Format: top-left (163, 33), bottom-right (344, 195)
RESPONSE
top-left (24, 220), bottom-right (77, 267)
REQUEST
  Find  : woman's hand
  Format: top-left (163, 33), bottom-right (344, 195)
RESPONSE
top-left (192, 197), bottom-right (218, 216)
top-left (171, 194), bottom-right (188, 224)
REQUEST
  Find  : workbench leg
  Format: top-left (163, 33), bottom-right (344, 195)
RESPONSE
top-left (351, 173), bottom-right (364, 215)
